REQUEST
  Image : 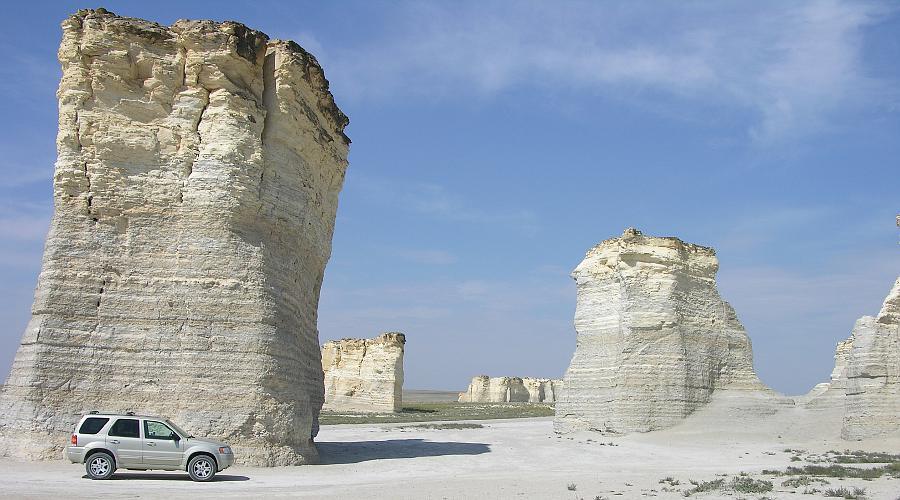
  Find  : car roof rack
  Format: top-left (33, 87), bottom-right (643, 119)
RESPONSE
top-left (88, 411), bottom-right (99, 414)
top-left (125, 411), bottom-right (135, 416)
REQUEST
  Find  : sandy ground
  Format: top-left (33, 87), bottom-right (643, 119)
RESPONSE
top-left (2, 393), bottom-right (899, 499)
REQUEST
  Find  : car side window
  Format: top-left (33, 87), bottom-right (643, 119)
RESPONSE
top-left (109, 418), bottom-right (140, 438)
top-left (144, 420), bottom-right (177, 440)
top-left (78, 417), bottom-right (109, 434)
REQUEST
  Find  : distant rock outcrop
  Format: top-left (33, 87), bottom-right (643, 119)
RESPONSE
top-left (458, 376), bottom-right (562, 403)
top-left (0, 9), bottom-right (349, 466)
top-left (842, 277), bottom-right (900, 439)
top-left (523, 378), bottom-right (564, 403)
top-left (322, 333), bottom-right (406, 413)
top-left (554, 228), bottom-right (767, 434)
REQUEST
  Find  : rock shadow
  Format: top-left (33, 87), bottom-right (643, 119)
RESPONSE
top-left (83, 473), bottom-right (250, 482)
top-left (316, 439), bottom-right (490, 464)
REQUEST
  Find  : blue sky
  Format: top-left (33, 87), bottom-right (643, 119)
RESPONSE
top-left (0, 1), bottom-right (897, 395)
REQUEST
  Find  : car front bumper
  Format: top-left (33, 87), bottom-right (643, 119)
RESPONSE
top-left (217, 451), bottom-right (235, 471)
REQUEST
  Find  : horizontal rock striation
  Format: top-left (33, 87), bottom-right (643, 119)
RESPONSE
top-left (555, 228), bottom-right (767, 434)
top-left (0, 9), bottom-right (349, 466)
top-left (322, 333), bottom-right (406, 413)
top-left (458, 376), bottom-right (562, 403)
top-left (842, 277), bottom-right (900, 440)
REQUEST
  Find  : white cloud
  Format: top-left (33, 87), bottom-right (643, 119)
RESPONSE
top-left (713, 205), bottom-right (834, 252)
top-left (347, 173), bottom-right (540, 235)
top-left (316, 0), bottom-right (895, 142)
top-left (391, 248), bottom-right (458, 265)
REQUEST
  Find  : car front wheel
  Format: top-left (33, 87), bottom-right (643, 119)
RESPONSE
top-left (85, 452), bottom-right (116, 480)
top-left (187, 455), bottom-right (217, 482)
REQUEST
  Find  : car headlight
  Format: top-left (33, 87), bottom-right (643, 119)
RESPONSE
top-left (218, 446), bottom-right (232, 454)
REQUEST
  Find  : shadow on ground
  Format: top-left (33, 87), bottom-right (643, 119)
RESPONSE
top-left (83, 473), bottom-right (250, 482)
top-left (316, 439), bottom-right (490, 464)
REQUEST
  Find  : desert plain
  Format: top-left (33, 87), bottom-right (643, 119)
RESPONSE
top-left (3, 393), bottom-right (900, 499)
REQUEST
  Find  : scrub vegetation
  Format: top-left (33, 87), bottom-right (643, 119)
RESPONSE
top-left (319, 402), bottom-right (554, 425)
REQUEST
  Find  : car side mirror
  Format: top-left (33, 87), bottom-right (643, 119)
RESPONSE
top-left (172, 433), bottom-right (180, 442)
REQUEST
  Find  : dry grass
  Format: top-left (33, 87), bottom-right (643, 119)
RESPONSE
top-left (319, 402), bottom-right (554, 425)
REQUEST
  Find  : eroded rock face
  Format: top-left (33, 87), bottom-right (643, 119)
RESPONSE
top-left (0, 9), bottom-right (349, 466)
top-left (322, 333), bottom-right (405, 413)
top-left (802, 337), bottom-right (855, 407)
top-left (842, 277), bottom-right (900, 439)
top-left (458, 376), bottom-right (561, 403)
top-left (554, 228), bottom-right (766, 434)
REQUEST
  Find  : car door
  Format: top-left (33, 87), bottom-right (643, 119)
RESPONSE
top-left (106, 418), bottom-right (142, 467)
top-left (142, 420), bottom-right (184, 468)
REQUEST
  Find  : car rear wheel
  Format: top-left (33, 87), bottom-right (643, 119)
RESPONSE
top-left (187, 455), bottom-right (216, 482)
top-left (85, 452), bottom-right (115, 480)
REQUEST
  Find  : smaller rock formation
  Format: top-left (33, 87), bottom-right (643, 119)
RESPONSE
top-left (555, 228), bottom-right (768, 435)
top-left (522, 378), bottom-right (564, 403)
top-left (458, 376), bottom-right (562, 403)
top-left (802, 337), bottom-right (854, 407)
top-left (842, 277), bottom-right (900, 439)
top-left (322, 333), bottom-right (405, 412)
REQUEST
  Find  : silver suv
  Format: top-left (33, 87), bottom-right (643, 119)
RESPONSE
top-left (66, 412), bottom-right (235, 482)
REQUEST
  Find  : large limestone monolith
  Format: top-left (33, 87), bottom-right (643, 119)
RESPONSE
top-left (458, 376), bottom-right (562, 403)
top-left (842, 277), bottom-right (900, 439)
top-left (322, 333), bottom-right (406, 412)
top-left (554, 228), bottom-right (767, 434)
top-left (0, 9), bottom-right (349, 466)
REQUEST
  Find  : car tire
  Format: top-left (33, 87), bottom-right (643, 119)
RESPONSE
top-left (187, 455), bottom-right (217, 482)
top-left (85, 452), bottom-right (116, 480)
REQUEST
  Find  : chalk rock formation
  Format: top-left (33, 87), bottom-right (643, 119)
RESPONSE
top-left (322, 333), bottom-right (405, 412)
top-left (554, 228), bottom-right (766, 434)
top-left (523, 378), bottom-right (564, 403)
top-left (458, 376), bottom-right (562, 403)
top-left (802, 337), bottom-right (855, 407)
top-left (842, 277), bottom-right (900, 439)
top-left (0, 9), bottom-right (349, 466)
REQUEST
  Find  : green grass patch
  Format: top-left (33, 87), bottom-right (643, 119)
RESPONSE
top-left (397, 422), bottom-right (484, 430)
top-left (763, 463), bottom-right (900, 480)
top-left (729, 476), bottom-right (772, 493)
top-left (682, 478), bottom-right (725, 497)
top-left (319, 402), bottom-right (554, 425)
top-left (782, 476), bottom-right (829, 488)
top-left (823, 486), bottom-right (866, 499)
top-left (828, 450), bottom-right (900, 464)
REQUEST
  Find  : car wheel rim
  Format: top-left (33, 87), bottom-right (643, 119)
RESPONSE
top-left (90, 457), bottom-right (109, 476)
top-left (193, 459), bottom-right (212, 478)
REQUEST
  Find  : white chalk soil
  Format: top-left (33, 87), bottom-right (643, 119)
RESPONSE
top-left (2, 392), bottom-right (899, 499)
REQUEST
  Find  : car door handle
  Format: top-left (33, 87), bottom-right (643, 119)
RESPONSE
top-left (146, 442), bottom-right (156, 446)
top-left (109, 440), bottom-right (120, 444)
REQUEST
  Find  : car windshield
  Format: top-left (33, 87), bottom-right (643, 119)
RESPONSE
top-left (165, 419), bottom-right (192, 438)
